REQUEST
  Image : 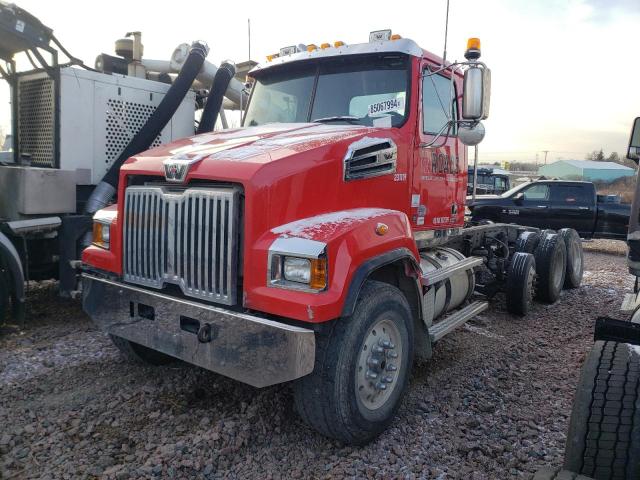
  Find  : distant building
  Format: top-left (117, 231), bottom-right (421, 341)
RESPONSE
top-left (539, 160), bottom-right (636, 182)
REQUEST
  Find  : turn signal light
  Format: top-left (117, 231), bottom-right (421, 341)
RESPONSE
top-left (92, 222), bottom-right (110, 249)
top-left (309, 258), bottom-right (328, 290)
top-left (375, 223), bottom-right (389, 236)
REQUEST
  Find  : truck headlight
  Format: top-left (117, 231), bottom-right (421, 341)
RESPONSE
top-left (268, 237), bottom-right (328, 292)
top-left (92, 221), bottom-right (111, 249)
top-left (284, 257), bottom-right (311, 283)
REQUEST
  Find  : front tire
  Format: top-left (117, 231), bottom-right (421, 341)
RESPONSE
top-left (293, 280), bottom-right (414, 445)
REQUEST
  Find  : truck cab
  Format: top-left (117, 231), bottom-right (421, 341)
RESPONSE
top-left (83, 32), bottom-right (562, 445)
top-left (466, 166), bottom-right (510, 195)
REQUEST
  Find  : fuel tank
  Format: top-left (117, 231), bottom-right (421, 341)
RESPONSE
top-left (420, 247), bottom-right (475, 325)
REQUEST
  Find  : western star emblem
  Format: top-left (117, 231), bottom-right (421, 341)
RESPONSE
top-left (163, 155), bottom-right (205, 183)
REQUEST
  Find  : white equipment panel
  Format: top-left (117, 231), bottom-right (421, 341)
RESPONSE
top-left (16, 67), bottom-right (195, 185)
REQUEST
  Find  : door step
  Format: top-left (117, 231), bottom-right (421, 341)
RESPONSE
top-left (429, 301), bottom-right (488, 342)
top-left (421, 256), bottom-right (484, 286)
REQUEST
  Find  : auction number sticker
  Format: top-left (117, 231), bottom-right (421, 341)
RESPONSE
top-left (368, 97), bottom-right (405, 116)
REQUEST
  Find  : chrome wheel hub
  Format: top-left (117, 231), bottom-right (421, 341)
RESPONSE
top-left (356, 319), bottom-right (402, 410)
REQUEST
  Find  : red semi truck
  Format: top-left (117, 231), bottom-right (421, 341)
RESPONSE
top-left (81, 32), bottom-right (582, 444)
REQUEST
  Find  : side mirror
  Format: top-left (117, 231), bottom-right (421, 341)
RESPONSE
top-left (458, 122), bottom-right (486, 146)
top-left (462, 66), bottom-right (491, 120)
top-left (627, 117), bottom-right (640, 163)
top-left (514, 192), bottom-right (524, 204)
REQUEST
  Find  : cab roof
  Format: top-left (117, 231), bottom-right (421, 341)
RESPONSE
top-left (251, 38), bottom-right (426, 76)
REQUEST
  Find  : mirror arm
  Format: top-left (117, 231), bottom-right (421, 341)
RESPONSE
top-left (421, 60), bottom-right (488, 78)
top-left (419, 121), bottom-right (454, 148)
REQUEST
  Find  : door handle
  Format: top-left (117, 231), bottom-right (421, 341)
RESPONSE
top-left (536, 205), bottom-right (548, 209)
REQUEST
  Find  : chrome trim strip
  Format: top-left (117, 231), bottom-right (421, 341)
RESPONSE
top-left (269, 237), bottom-right (327, 258)
top-left (82, 274), bottom-right (315, 388)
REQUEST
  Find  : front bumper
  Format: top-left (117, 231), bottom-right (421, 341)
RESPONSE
top-left (82, 274), bottom-right (315, 388)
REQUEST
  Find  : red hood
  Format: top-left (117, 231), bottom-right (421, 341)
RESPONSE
top-left (120, 123), bottom-right (384, 183)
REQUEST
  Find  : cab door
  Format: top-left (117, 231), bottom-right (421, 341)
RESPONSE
top-left (508, 183), bottom-right (552, 227)
top-left (549, 183), bottom-right (595, 235)
top-left (412, 63), bottom-right (465, 232)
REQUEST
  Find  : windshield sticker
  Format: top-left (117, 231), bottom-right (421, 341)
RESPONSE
top-left (368, 97), bottom-right (405, 116)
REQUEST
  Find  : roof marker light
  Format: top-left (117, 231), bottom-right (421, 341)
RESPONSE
top-left (334, 41), bottom-right (345, 48)
top-left (320, 42), bottom-right (330, 49)
top-left (307, 44), bottom-right (318, 52)
top-left (390, 34), bottom-right (402, 40)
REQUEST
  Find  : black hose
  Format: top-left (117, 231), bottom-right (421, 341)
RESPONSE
top-left (196, 62), bottom-right (236, 134)
top-left (85, 41), bottom-right (208, 214)
top-left (50, 33), bottom-right (98, 72)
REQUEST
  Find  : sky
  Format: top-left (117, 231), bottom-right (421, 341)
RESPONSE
top-left (0, 0), bottom-right (638, 164)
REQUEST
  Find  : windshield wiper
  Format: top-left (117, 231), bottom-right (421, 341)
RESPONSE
top-left (312, 116), bottom-right (361, 124)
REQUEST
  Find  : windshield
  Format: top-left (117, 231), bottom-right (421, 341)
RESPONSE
top-left (244, 54), bottom-right (410, 128)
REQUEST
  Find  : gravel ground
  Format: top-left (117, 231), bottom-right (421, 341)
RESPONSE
top-left (581, 238), bottom-right (628, 256)
top-left (0, 248), bottom-right (634, 480)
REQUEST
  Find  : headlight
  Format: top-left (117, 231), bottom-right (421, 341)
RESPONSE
top-left (284, 257), bottom-right (311, 283)
top-left (268, 237), bottom-right (328, 292)
top-left (92, 221), bottom-right (111, 249)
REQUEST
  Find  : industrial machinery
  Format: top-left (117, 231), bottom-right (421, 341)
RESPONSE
top-left (0, 1), bottom-right (250, 324)
top-left (81, 30), bottom-right (585, 444)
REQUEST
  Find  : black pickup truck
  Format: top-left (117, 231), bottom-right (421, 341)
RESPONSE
top-left (468, 180), bottom-right (630, 239)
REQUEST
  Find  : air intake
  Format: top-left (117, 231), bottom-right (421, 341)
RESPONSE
top-left (343, 137), bottom-right (397, 181)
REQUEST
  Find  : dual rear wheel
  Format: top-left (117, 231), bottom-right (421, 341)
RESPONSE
top-left (507, 228), bottom-right (583, 315)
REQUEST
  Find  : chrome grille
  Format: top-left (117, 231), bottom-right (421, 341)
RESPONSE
top-left (123, 186), bottom-right (240, 305)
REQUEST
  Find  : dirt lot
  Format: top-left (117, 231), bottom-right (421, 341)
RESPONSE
top-left (0, 240), bottom-right (633, 479)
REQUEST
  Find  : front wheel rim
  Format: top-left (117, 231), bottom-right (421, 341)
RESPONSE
top-left (355, 318), bottom-right (403, 410)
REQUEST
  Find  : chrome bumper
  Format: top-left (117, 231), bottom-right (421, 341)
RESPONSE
top-left (82, 274), bottom-right (315, 388)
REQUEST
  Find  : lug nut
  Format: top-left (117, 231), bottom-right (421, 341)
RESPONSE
top-left (372, 345), bottom-right (385, 354)
top-left (382, 376), bottom-right (393, 383)
top-left (365, 371), bottom-right (378, 380)
top-left (375, 382), bottom-right (387, 390)
top-left (367, 357), bottom-right (381, 368)
top-left (388, 352), bottom-right (398, 359)
top-left (386, 363), bottom-right (397, 372)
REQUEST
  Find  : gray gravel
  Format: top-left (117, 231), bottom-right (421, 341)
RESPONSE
top-left (0, 247), bottom-right (633, 479)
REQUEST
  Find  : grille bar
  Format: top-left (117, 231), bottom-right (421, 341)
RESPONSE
top-left (123, 186), bottom-right (240, 305)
